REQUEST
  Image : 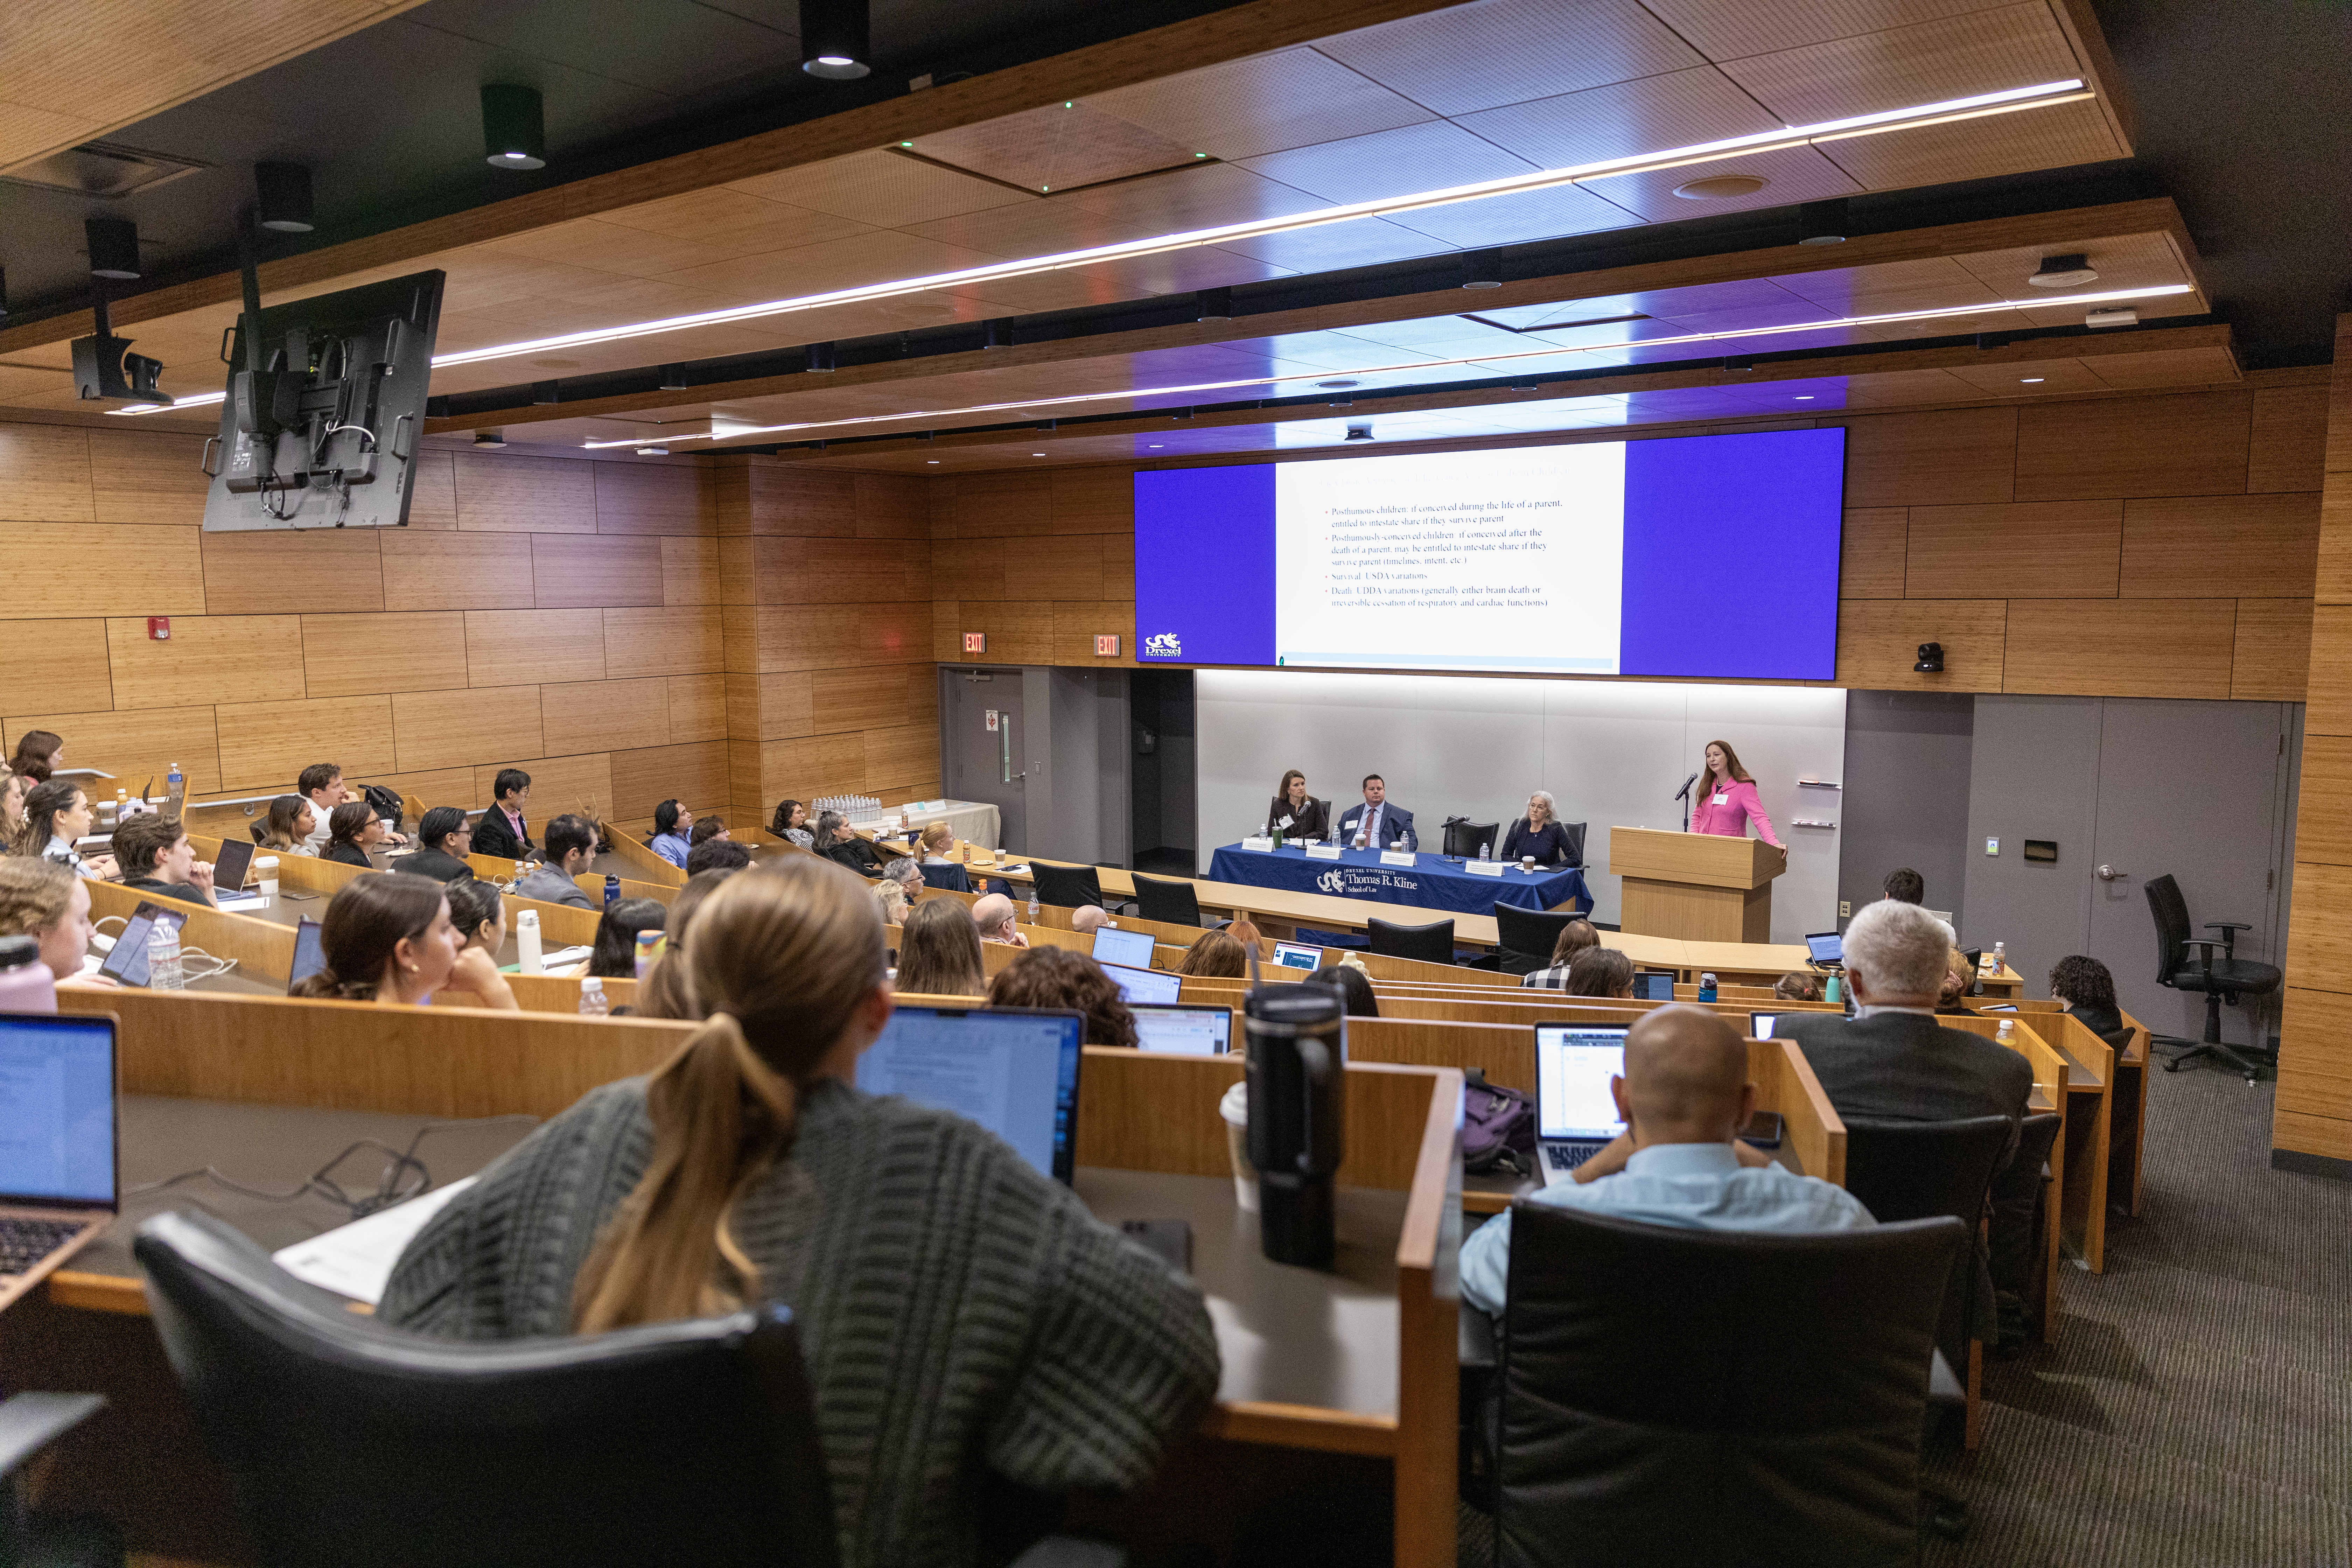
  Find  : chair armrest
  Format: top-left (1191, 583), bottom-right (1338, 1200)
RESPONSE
top-left (1459, 1303), bottom-right (1498, 1370)
top-left (0, 1392), bottom-right (105, 1481)
top-left (2204, 922), bottom-right (2254, 932)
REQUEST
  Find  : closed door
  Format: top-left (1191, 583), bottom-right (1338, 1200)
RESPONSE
top-left (941, 668), bottom-right (1026, 851)
top-left (2085, 700), bottom-right (2293, 1041)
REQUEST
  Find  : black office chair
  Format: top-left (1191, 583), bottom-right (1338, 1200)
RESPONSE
top-left (1556, 821), bottom-right (1587, 869)
top-left (1030, 862), bottom-right (1105, 910)
top-left (1484, 1205), bottom-right (1964, 1566)
top-left (1491, 904), bottom-right (1580, 977)
top-left (1132, 872), bottom-right (1203, 927)
top-left (135, 1210), bottom-right (840, 1568)
top-left (1989, 1112), bottom-right (2065, 1342)
top-left (2144, 873), bottom-right (2281, 1080)
top-left (1368, 916), bottom-right (1453, 965)
top-left (1840, 1115), bottom-right (2014, 1452)
top-left (918, 862), bottom-right (972, 893)
top-left (1442, 819), bottom-right (1500, 859)
top-left (1, 1391), bottom-right (119, 1567)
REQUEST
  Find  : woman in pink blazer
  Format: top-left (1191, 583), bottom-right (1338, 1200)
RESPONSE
top-left (1689, 739), bottom-right (1784, 848)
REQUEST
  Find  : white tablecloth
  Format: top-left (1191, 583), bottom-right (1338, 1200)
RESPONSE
top-left (865, 799), bottom-right (1002, 852)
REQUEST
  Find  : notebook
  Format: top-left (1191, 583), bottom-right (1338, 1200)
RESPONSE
top-left (1534, 1023), bottom-right (1629, 1186)
top-left (0, 1014), bottom-right (118, 1314)
top-left (1129, 1003), bottom-right (1232, 1056)
top-left (856, 1006), bottom-right (1084, 1183)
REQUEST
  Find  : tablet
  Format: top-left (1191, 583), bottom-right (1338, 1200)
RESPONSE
top-left (209, 836), bottom-right (255, 891)
top-left (288, 918), bottom-right (326, 991)
top-left (98, 902), bottom-right (188, 988)
top-left (1633, 971), bottom-right (1675, 1001)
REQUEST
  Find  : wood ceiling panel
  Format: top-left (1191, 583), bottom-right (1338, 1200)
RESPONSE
top-left (2084, 346), bottom-right (2240, 391)
top-left (602, 186), bottom-right (881, 253)
top-left (1216, 214), bottom-right (1450, 274)
top-left (1769, 255), bottom-right (2003, 317)
top-left (1454, 65), bottom-right (1782, 171)
top-left (1317, 0), bottom-right (1705, 116)
top-left (1576, 144), bottom-right (1860, 224)
top-left (1718, 3), bottom-right (2085, 124)
top-left (1071, 159), bottom-right (1333, 235)
top-left (1816, 95), bottom-right (2126, 191)
top-left (724, 149), bottom-right (1038, 229)
top-left (1640, 0), bottom-right (2013, 61)
top-left (1084, 46), bottom-right (1436, 162)
top-left (1381, 183), bottom-right (1635, 249)
top-left (913, 101), bottom-right (1202, 193)
top-left (1943, 356), bottom-right (2112, 396)
top-left (1238, 120), bottom-right (1535, 206)
top-left (1837, 367), bottom-right (1988, 404)
top-left (654, 230), bottom-right (1014, 307)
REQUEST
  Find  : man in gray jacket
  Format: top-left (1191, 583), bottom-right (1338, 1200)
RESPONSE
top-left (511, 813), bottom-right (596, 909)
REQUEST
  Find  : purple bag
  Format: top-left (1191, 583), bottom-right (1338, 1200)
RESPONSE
top-left (1461, 1070), bottom-right (1536, 1176)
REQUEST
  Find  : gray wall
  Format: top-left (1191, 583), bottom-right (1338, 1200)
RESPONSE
top-left (1023, 666), bottom-right (1131, 868)
top-left (1837, 691), bottom-right (1977, 930)
top-left (1959, 695), bottom-right (2105, 974)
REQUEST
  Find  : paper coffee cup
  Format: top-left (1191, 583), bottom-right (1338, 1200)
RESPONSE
top-left (1521, 856), bottom-right (1535, 871)
top-left (1218, 1080), bottom-right (1257, 1212)
top-left (255, 855), bottom-right (279, 901)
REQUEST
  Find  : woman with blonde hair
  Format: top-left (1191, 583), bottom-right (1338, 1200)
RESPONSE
top-left (0, 772), bottom-right (32, 851)
top-left (382, 857), bottom-right (1217, 1566)
top-left (0, 857), bottom-right (113, 988)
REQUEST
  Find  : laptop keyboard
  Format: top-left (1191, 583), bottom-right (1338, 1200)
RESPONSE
top-left (0, 1216), bottom-right (87, 1276)
top-left (1545, 1141), bottom-right (1609, 1171)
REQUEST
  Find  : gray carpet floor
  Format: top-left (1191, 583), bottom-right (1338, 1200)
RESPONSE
top-left (1924, 1057), bottom-right (2352, 1567)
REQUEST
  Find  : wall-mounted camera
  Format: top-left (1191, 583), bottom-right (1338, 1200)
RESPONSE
top-left (1913, 641), bottom-right (1945, 673)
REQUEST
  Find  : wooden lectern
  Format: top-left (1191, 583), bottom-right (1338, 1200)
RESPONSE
top-left (1608, 827), bottom-right (1787, 942)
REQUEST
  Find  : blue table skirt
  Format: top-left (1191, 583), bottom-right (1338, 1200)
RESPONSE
top-left (1207, 843), bottom-right (1591, 919)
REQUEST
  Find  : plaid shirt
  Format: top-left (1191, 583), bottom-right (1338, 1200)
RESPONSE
top-left (1520, 963), bottom-right (1574, 990)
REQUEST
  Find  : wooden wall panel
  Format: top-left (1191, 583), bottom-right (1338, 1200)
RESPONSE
top-left (1003, 535), bottom-right (1105, 599)
top-left (740, 463), bottom-right (855, 537)
top-left (302, 611), bottom-right (470, 697)
top-left (466, 608), bottom-right (606, 686)
top-left (453, 453), bottom-right (597, 533)
top-left (811, 664), bottom-right (927, 714)
top-left (604, 607), bottom-right (723, 676)
top-left (532, 534), bottom-right (664, 608)
top-left (610, 740), bottom-right (730, 818)
top-left (1833, 599), bottom-right (2006, 691)
top-left (542, 677), bottom-right (670, 753)
top-left (854, 471), bottom-right (928, 539)
top-left (104, 614), bottom-right (303, 709)
top-left (2118, 493), bottom-right (2321, 598)
top-left (2231, 600), bottom-right (2313, 701)
top-left (201, 529), bottom-right (385, 613)
top-left (661, 536), bottom-right (720, 606)
top-left (0, 705), bottom-right (221, 794)
top-left (0, 424), bottom-right (94, 522)
top-left (471, 751), bottom-right (615, 820)
top-left (0, 618), bottom-right (114, 714)
top-left (382, 532), bottom-right (533, 611)
top-left (85, 429), bottom-right (210, 525)
top-left (1052, 601), bottom-right (1137, 662)
top-left (668, 674), bottom-right (727, 742)
top-left (215, 695), bottom-right (393, 792)
top-left (1840, 407), bottom-right (2014, 507)
top-left (2303, 606), bottom-right (2352, 739)
top-left (2001, 599), bottom-right (2236, 699)
top-left (2248, 388), bottom-right (2328, 493)
top-left (0, 523), bottom-right (206, 615)
top-left (2014, 390), bottom-right (2251, 501)
top-left (756, 733), bottom-right (865, 804)
top-left (1049, 466), bottom-right (1133, 534)
top-left (1903, 501), bottom-right (2120, 598)
top-left (863, 723), bottom-right (940, 789)
top-left (1838, 508), bottom-right (1906, 598)
top-left (594, 460), bottom-right (710, 536)
top-left (737, 672), bottom-right (815, 741)
top-left (393, 684), bottom-right (543, 772)
top-left (408, 451), bottom-right (458, 528)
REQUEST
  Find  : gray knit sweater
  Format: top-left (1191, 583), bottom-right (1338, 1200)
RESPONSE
top-left (379, 1076), bottom-right (1220, 1567)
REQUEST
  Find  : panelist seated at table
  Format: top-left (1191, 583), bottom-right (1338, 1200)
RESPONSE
top-left (379, 861), bottom-right (1219, 1564)
top-left (1458, 1006), bottom-right (1874, 1316)
top-left (1688, 740), bottom-right (1783, 848)
top-left (1335, 775), bottom-right (1416, 851)
top-left (1500, 790), bottom-right (1577, 865)
top-left (113, 812), bottom-right (217, 908)
top-left (1264, 769), bottom-right (1328, 841)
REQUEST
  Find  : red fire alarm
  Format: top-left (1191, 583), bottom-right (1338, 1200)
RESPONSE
top-left (148, 617), bottom-right (172, 641)
top-left (962, 632), bottom-right (986, 653)
top-left (1094, 634), bottom-right (1121, 656)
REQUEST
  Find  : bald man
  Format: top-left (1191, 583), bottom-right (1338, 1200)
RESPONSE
top-left (1460, 1006), bottom-right (1874, 1316)
top-left (971, 892), bottom-right (1028, 948)
top-left (1070, 905), bottom-right (1111, 936)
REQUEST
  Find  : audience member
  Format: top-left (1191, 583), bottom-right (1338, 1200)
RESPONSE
top-left (297, 763), bottom-right (350, 853)
top-left (1566, 945), bottom-right (1636, 999)
top-left (817, 810), bottom-right (883, 874)
top-left (2049, 954), bottom-right (2126, 1040)
top-left (1501, 789), bottom-right (1576, 866)
top-left (258, 794), bottom-right (317, 855)
top-left (1883, 867), bottom-right (1925, 905)
top-left (875, 856), bottom-right (921, 925)
top-left (633, 869), bottom-right (737, 1021)
top-left (470, 768), bottom-right (534, 859)
top-left (1302, 963), bottom-right (1379, 1018)
top-left (587, 898), bottom-right (666, 979)
top-left (918, 822), bottom-right (958, 863)
top-left (1935, 948), bottom-right (1979, 1016)
top-left (443, 876), bottom-right (504, 956)
top-left (770, 798), bottom-right (814, 850)
top-left (1227, 917), bottom-right (1264, 952)
top-left (513, 814), bottom-right (596, 907)
top-left (396, 807), bottom-right (477, 883)
top-left (1775, 971), bottom-right (1822, 1003)
top-left (687, 838), bottom-right (753, 875)
top-left (988, 946), bottom-right (1139, 1048)
top-left (648, 800), bottom-right (693, 868)
top-left (0, 858), bottom-right (114, 988)
top-left (17, 780), bottom-right (113, 879)
top-left (895, 896), bottom-right (987, 996)
top-left (322, 800), bottom-right (387, 868)
top-left (1520, 918), bottom-right (1601, 989)
top-left (970, 892), bottom-right (1027, 947)
top-left (380, 860), bottom-right (1217, 1563)
top-left (1178, 929), bottom-right (1247, 978)
top-left (0, 771), bottom-right (30, 848)
top-left (1458, 1006), bottom-right (1873, 1315)
top-left (114, 814), bottom-right (217, 907)
top-left (1070, 904), bottom-right (1111, 935)
top-left (290, 875), bottom-right (515, 1010)
top-left (7, 730), bottom-right (62, 783)
top-left (689, 815), bottom-right (729, 848)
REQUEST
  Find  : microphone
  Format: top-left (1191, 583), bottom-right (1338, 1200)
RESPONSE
top-left (1674, 771), bottom-right (1698, 802)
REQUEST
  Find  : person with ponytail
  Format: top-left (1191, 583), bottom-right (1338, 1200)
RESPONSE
top-left (292, 875), bottom-right (516, 1010)
top-left (382, 856), bottom-right (1217, 1566)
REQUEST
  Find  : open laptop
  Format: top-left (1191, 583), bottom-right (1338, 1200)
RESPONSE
top-left (1805, 930), bottom-right (1843, 969)
top-left (1534, 1023), bottom-right (1629, 1186)
top-left (1089, 926), bottom-right (1155, 970)
top-left (0, 1014), bottom-right (119, 1314)
top-left (1130, 1002), bottom-right (1232, 1056)
top-left (1749, 1011), bottom-right (1781, 1040)
top-left (855, 1006), bottom-right (1084, 1183)
top-left (97, 901), bottom-right (188, 987)
top-left (1632, 970), bottom-right (1675, 1001)
top-left (1103, 962), bottom-right (1183, 1007)
top-left (288, 917), bottom-right (327, 992)
top-left (1269, 941), bottom-right (1321, 971)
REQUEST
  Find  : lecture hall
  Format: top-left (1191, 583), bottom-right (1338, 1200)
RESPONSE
top-left (0, 1), bottom-right (2345, 1564)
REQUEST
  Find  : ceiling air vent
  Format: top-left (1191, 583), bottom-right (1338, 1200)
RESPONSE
top-left (2, 141), bottom-right (212, 199)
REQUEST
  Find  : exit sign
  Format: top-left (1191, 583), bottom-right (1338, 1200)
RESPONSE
top-left (962, 632), bottom-right (986, 653)
top-left (1094, 634), bottom-right (1121, 656)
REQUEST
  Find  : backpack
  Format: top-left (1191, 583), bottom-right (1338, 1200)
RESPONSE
top-left (1460, 1068), bottom-right (1537, 1176)
top-left (360, 783), bottom-right (405, 836)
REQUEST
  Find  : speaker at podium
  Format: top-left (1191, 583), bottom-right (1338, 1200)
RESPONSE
top-left (1608, 827), bottom-right (1787, 942)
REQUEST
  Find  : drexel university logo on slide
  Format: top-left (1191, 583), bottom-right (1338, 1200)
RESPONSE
top-left (1143, 632), bottom-right (1183, 659)
top-left (1316, 868), bottom-right (1346, 894)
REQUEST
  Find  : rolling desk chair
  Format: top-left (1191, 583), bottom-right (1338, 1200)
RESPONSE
top-left (135, 1211), bottom-right (839, 1568)
top-left (1131, 872), bottom-right (1202, 927)
top-left (1031, 862), bottom-right (1106, 910)
top-left (1442, 819), bottom-right (1500, 859)
top-left (1490, 904), bottom-right (1581, 977)
top-left (2144, 873), bottom-right (2280, 1082)
top-left (1368, 916), bottom-right (1454, 965)
top-left (1, 1392), bottom-right (117, 1567)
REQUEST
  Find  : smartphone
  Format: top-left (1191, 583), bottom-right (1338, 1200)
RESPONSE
top-left (1119, 1217), bottom-right (1194, 1273)
top-left (1738, 1110), bottom-right (1784, 1148)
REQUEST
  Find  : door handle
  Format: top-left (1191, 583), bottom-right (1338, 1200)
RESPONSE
top-left (2096, 864), bottom-right (2127, 882)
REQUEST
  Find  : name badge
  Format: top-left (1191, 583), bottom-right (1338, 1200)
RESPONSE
top-left (1713, 792), bottom-right (1728, 806)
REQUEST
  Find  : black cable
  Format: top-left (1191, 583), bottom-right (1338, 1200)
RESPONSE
top-left (127, 1114), bottom-right (540, 1221)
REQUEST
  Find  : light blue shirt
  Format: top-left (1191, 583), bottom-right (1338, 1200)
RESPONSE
top-left (1458, 1141), bottom-right (1876, 1315)
top-left (649, 831), bottom-right (690, 868)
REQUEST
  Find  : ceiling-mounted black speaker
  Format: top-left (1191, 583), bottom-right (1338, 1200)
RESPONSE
top-left (86, 217), bottom-right (142, 280)
top-left (255, 162), bottom-right (315, 232)
top-left (1796, 198), bottom-right (1849, 246)
top-left (800, 0), bottom-right (871, 78)
top-left (482, 84), bottom-right (547, 169)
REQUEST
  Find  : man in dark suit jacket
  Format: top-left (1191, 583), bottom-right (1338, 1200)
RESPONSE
top-left (1334, 774), bottom-right (1416, 852)
top-left (469, 768), bottom-right (534, 860)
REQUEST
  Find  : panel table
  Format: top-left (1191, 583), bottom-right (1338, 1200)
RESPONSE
top-left (1208, 841), bottom-right (1591, 919)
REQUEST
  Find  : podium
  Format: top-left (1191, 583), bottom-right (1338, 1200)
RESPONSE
top-left (1607, 827), bottom-right (1786, 942)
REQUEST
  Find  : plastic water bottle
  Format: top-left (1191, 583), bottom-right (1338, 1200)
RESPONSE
top-left (1697, 971), bottom-right (1717, 1003)
top-left (166, 762), bottom-right (185, 818)
top-left (517, 909), bottom-right (543, 974)
top-left (635, 930), bottom-right (662, 979)
top-left (1996, 1018), bottom-right (2016, 1044)
top-left (1988, 941), bottom-right (2006, 978)
top-left (604, 873), bottom-right (620, 909)
top-left (0, 936), bottom-right (57, 1014)
top-left (1026, 885), bottom-right (1040, 922)
top-left (1477, 839), bottom-right (1491, 863)
top-left (149, 922), bottom-right (184, 991)
top-left (578, 977), bottom-right (609, 1016)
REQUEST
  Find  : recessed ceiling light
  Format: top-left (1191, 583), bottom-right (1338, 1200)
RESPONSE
top-left (2028, 253), bottom-right (2099, 288)
top-left (2019, 376), bottom-right (2046, 383)
top-left (481, 85), bottom-right (547, 170)
top-left (1148, 443), bottom-right (1165, 448)
top-left (1673, 174), bottom-right (1768, 200)
top-left (926, 458), bottom-right (939, 463)
top-left (1794, 394), bottom-right (1814, 400)
top-left (1031, 451), bottom-right (1046, 456)
top-left (1317, 379), bottom-right (1359, 389)
top-left (635, 445), bottom-right (668, 456)
top-left (900, 141), bottom-right (914, 148)
top-left (800, 0), bottom-right (871, 78)
top-left (429, 78), bottom-right (2098, 372)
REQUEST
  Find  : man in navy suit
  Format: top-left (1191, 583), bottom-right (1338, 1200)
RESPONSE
top-left (1335, 774), bottom-right (1416, 851)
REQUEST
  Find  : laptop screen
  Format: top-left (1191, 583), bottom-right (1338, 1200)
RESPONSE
top-left (1535, 1024), bottom-right (1629, 1141)
top-left (289, 918), bottom-right (327, 990)
top-left (210, 837), bottom-right (255, 891)
top-left (1269, 941), bottom-right (1321, 971)
top-left (1103, 962), bottom-right (1183, 1007)
top-left (1806, 931), bottom-right (1843, 964)
top-left (1090, 926), bottom-right (1155, 970)
top-left (99, 902), bottom-right (187, 987)
top-left (1749, 1011), bottom-right (1780, 1040)
top-left (856, 1007), bottom-right (1083, 1183)
top-left (1633, 971), bottom-right (1675, 1001)
top-left (1130, 1003), bottom-right (1231, 1056)
top-left (0, 1014), bottom-right (116, 1207)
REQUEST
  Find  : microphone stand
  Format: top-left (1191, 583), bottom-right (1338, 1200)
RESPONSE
top-left (1674, 772), bottom-right (1699, 833)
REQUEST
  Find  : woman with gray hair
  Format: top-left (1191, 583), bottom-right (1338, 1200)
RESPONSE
top-left (816, 809), bottom-right (884, 874)
top-left (1501, 788), bottom-right (1577, 866)
top-left (875, 855), bottom-right (922, 925)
